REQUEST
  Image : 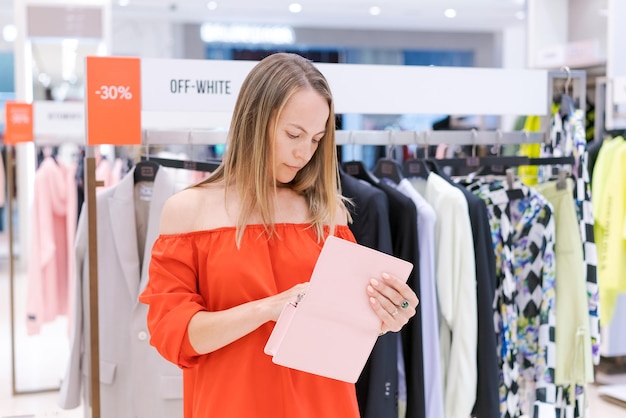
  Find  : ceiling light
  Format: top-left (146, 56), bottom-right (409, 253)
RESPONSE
top-left (118, 0), bottom-right (129, 6)
top-left (207, 1), bottom-right (217, 10)
top-left (444, 9), bottom-right (457, 18)
top-left (2, 24), bottom-right (16, 42)
top-left (200, 23), bottom-right (295, 44)
top-left (37, 73), bottom-right (51, 87)
top-left (515, 11), bottom-right (526, 20)
top-left (289, 3), bottom-right (302, 13)
top-left (369, 6), bottom-right (381, 16)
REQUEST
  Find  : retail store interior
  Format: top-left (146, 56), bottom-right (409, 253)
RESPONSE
top-left (1, 0), bottom-right (626, 417)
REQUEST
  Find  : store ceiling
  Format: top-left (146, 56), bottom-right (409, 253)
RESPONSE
top-left (113, 0), bottom-right (527, 31)
top-left (0, 0), bottom-right (527, 32)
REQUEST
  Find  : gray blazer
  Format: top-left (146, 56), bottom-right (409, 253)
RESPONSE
top-left (59, 166), bottom-right (183, 418)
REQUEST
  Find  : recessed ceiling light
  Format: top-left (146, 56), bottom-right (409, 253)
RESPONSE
top-left (207, 1), bottom-right (217, 10)
top-left (118, 0), bottom-right (129, 6)
top-left (515, 11), bottom-right (526, 20)
top-left (200, 23), bottom-right (295, 44)
top-left (369, 6), bottom-right (381, 16)
top-left (289, 3), bottom-right (302, 13)
top-left (444, 8), bottom-right (457, 18)
top-left (2, 24), bottom-right (16, 42)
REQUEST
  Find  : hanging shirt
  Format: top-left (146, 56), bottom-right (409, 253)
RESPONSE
top-left (595, 140), bottom-right (626, 324)
top-left (434, 169), bottom-right (501, 418)
top-left (548, 108), bottom-right (600, 365)
top-left (412, 173), bottom-right (477, 418)
top-left (26, 156), bottom-right (77, 335)
top-left (396, 178), bottom-right (445, 418)
top-left (518, 115), bottom-right (542, 185)
top-left (533, 180), bottom-right (593, 390)
top-left (466, 179), bottom-right (557, 418)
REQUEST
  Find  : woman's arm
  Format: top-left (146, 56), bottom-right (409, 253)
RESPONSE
top-left (187, 282), bottom-right (307, 354)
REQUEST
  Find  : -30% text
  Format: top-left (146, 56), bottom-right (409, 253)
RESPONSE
top-left (94, 85), bottom-right (133, 100)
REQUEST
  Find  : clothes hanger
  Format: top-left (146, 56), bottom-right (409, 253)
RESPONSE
top-left (402, 131), bottom-right (431, 179)
top-left (140, 155), bottom-right (221, 172)
top-left (433, 130), bottom-right (530, 177)
top-left (559, 66), bottom-right (576, 118)
top-left (372, 131), bottom-right (404, 184)
top-left (134, 133), bottom-right (159, 183)
top-left (341, 131), bottom-right (379, 185)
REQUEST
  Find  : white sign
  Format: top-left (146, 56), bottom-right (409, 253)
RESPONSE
top-left (613, 76), bottom-right (626, 105)
top-left (535, 39), bottom-right (606, 70)
top-left (140, 58), bottom-right (549, 129)
top-left (535, 45), bottom-right (567, 69)
top-left (26, 4), bottom-right (104, 39)
top-left (566, 39), bottom-right (605, 68)
top-left (33, 101), bottom-right (85, 140)
top-left (141, 58), bottom-right (256, 113)
top-left (317, 63), bottom-right (548, 116)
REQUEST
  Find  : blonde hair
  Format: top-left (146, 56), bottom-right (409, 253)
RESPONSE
top-left (197, 53), bottom-right (348, 246)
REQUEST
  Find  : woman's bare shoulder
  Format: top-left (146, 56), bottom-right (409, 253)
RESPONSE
top-left (334, 200), bottom-right (350, 226)
top-left (159, 182), bottom-right (229, 234)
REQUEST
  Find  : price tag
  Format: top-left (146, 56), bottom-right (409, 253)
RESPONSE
top-left (4, 102), bottom-right (33, 145)
top-left (86, 56), bottom-right (141, 145)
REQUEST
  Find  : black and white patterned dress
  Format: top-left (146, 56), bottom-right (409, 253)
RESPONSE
top-left (466, 179), bottom-right (558, 418)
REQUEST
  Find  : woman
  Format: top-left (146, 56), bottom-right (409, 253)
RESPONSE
top-left (139, 52), bottom-right (418, 418)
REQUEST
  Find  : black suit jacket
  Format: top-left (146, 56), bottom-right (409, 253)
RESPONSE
top-left (376, 180), bottom-right (425, 418)
top-left (341, 173), bottom-right (399, 418)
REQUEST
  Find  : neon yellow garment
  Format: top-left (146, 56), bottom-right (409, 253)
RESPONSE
top-left (591, 137), bottom-right (623, 219)
top-left (534, 180), bottom-right (593, 389)
top-left (519, 115), bottom-right (541, 185)
top-left (593, 138), bottom-right (626, 323)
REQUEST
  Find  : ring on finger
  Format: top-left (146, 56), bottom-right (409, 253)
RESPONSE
top-left (400, 300), bottom-right (410, 309)
top-left (391, 307), bottom-right (399, 317)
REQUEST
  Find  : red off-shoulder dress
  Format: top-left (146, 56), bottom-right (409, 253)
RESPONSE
top-left (139, 224), bottom-right (361, 418)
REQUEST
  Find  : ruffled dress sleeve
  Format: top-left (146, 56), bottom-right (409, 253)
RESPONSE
top-left (139, 234), bottom-right (205, 369)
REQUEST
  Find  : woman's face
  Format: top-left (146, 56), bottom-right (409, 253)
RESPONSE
top-left (271, 87), bottom-right (329, 184)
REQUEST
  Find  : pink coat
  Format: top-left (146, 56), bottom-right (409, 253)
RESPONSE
top-left (26, 157), bottom-right (77, 335)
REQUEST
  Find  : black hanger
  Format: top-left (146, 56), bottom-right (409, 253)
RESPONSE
top-left (434, 155), bottom-right (530, 175)
top-left (424, 158), bottom-right (444, 174)
top-left (340, 133), bottom-right (379, 185)
top-left (342, 160), bottom-right (379, 185)
top-left (401, 133), bottom-right (431, 179)
top-left (402, 158), bottom-right (430, 179)
top-left (372, 157), bottom-right (404, 184)
top-left (141, 155), bottom-right (221, 173)
top-left (527, 156), bottom-right (575, 166)
top-left (134, 160), bottom-right (160, 183)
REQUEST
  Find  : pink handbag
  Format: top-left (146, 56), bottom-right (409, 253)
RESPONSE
top-left (264, 235), bottom-right (413, 382)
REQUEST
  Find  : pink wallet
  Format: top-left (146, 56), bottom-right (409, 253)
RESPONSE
top-left (264, 235), bottom-right (413, 383)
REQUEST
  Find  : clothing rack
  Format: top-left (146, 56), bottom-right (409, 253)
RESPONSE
top-left (140, 155), bottom-right (221, 172)
top-left (142, 129), bottom-right (548, 147)
top-left (335, 130), bottom-right (547, 146)
top-left (80, 59), bottom-right (582, 418)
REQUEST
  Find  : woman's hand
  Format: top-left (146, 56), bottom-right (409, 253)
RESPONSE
top-left (367, 272), bottom-right (418, 335)
top-left (267, 282), bottom-right (309, 322)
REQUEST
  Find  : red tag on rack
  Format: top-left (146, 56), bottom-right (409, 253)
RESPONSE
top-left (86, 56), bottom-right (141, 145)
top-left (4, 102), bottom-right (33, 145)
